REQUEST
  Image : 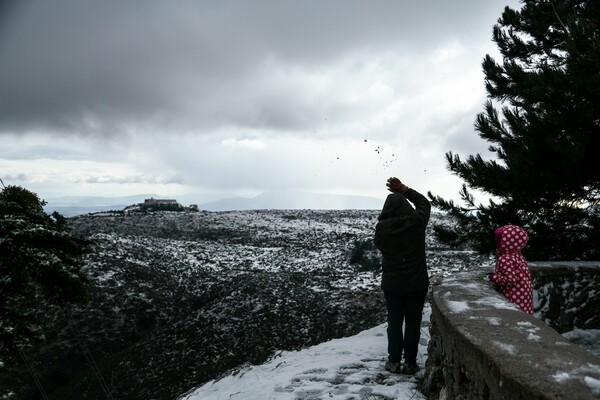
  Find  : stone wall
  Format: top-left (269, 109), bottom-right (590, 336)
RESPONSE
top-left (530, 262), bottom-right (600, 333)
top-left (422, 262), bottom-right (600, 400)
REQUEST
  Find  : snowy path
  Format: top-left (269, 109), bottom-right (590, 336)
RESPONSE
top-left (180, 306), bottom-right (431, 400)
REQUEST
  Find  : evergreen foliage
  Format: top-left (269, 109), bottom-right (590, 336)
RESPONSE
top-left (429, 0), bottom-right (600, 260)
top-left (349, 239), bottom-right (382, 273)
top-left (0, 185), bottom-right (90, 374)
top-left (141, 203), bottom-right (185, 212)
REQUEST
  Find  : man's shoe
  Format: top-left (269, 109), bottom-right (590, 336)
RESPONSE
top-left (385, 361), bottom-right (401, 374)
top-left (401, 363), bottom-right (420, 375)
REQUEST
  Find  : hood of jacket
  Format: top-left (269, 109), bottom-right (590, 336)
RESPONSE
top-left (495, 225), bottom-right (528, 254)
top-left (378, 192), bottom-right (413, 221)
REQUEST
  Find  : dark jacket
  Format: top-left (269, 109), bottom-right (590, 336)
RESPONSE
top-left (374, 188), bottom-right (431, 293)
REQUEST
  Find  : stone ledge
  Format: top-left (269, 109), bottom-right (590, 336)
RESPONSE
top-left (424, 270), bottom-right (600, 400)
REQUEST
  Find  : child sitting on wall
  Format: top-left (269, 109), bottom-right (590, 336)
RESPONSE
top-left (488, 225), bottom-right (534, 315)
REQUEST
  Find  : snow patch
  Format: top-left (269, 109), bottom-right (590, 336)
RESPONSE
top-left (446, 300), bottom-right (470, 313)
top-left (553, 372), bottom-right (571, 383)
top-left (474, 296), bottom-right (519, 310)
top-left (585, 376), bottom-right (600, 394)
top-left (517, 321), bottom-right (534, 327)
top-left (492, 341), bottom-right (516, 355)
top-left (527, 333), bottom-right (541, 341)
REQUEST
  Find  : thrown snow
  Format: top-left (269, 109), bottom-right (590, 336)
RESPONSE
top-left (180, 307), bottom-right (431, 400)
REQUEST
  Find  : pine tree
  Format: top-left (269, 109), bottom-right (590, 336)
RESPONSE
top-left (428, 0), bottom-right (600, 260)
top-left (0, 185), bottom-right (90, 376)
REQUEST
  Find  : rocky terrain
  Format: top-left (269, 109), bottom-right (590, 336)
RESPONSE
top-left (6, 209), bottom-right (492, 400)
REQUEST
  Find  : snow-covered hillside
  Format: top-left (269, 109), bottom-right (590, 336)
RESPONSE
top-left (182, 306), bottom-right (432, 400)
top-left (6, 210), bottom-right (492, 400)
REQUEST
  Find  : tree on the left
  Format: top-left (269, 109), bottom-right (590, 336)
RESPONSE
top-left (0, 185), bottom-right (89, 386)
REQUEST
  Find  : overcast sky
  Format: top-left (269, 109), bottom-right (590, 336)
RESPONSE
top-left (0, 0), bottom-right (521, 205)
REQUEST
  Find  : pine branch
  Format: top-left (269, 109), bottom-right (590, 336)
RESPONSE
top-left (429, 0), bottom-right (600, 259)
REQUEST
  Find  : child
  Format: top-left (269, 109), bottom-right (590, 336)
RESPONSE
top-left (488, 225), bottom-right (534, 315)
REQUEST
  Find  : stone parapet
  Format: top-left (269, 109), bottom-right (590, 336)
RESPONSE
top-left (423, 265), bottom-right (600, 400)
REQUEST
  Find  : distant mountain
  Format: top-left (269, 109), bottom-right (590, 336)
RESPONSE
top-left (43, 190), bottom-right (384, 216)
top-left (43, 194), bottom-right (161, 206)
top-left (43, 193), bottom-right (222, 216)
top-left (198, 189), bottom-right (382, 211)
top-left (43, 194), bottom-right (157, 216)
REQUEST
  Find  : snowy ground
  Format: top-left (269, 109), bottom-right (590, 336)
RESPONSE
top-left (180, 306), bottom-right (431, 400)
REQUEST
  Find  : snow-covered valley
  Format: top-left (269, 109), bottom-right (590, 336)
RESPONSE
top-left (7, 209), bottom-right (493, 400)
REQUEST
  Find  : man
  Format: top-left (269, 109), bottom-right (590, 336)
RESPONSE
top-left (374, 177), bottom-right (431, 375)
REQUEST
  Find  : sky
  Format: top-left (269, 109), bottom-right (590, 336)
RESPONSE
top-left (0, 0), bottom-right (522, 205)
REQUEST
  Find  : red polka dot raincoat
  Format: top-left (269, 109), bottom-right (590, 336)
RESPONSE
top-left (489, 225), bottom-right (534, 315)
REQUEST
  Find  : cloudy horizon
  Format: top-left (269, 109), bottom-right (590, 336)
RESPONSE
top-left (0, 0), bottom-right (521, 207)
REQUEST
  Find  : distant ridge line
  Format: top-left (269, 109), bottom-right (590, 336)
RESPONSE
top-left (44, 189), bottom-right (384, 216)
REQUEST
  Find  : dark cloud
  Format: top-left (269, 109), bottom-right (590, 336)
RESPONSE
top-left (0, 0), bottom-right (517, 137)
top-left (3, 172), bottom-right (28, 182)
top-left (83, 174), bottom-right (184, 185)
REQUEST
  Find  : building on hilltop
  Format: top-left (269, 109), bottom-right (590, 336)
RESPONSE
top-left (141, 198), bottom-right (184, 212)
top-left (137, 198), bottom-right (199, 212)
top-left (143, 198), bottom-right (179, 206)
top-left (122, 198), bottom-right (199, 213)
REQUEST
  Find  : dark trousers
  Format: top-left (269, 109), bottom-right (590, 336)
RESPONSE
top-left (384, 289), bottom-right (428, 364)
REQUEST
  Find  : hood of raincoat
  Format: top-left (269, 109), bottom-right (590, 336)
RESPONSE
top-left (495, 225), bottom-right (528, 254)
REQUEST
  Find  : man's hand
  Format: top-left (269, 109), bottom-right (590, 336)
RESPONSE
top-left (386, 177), bottom-right (408, 193)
